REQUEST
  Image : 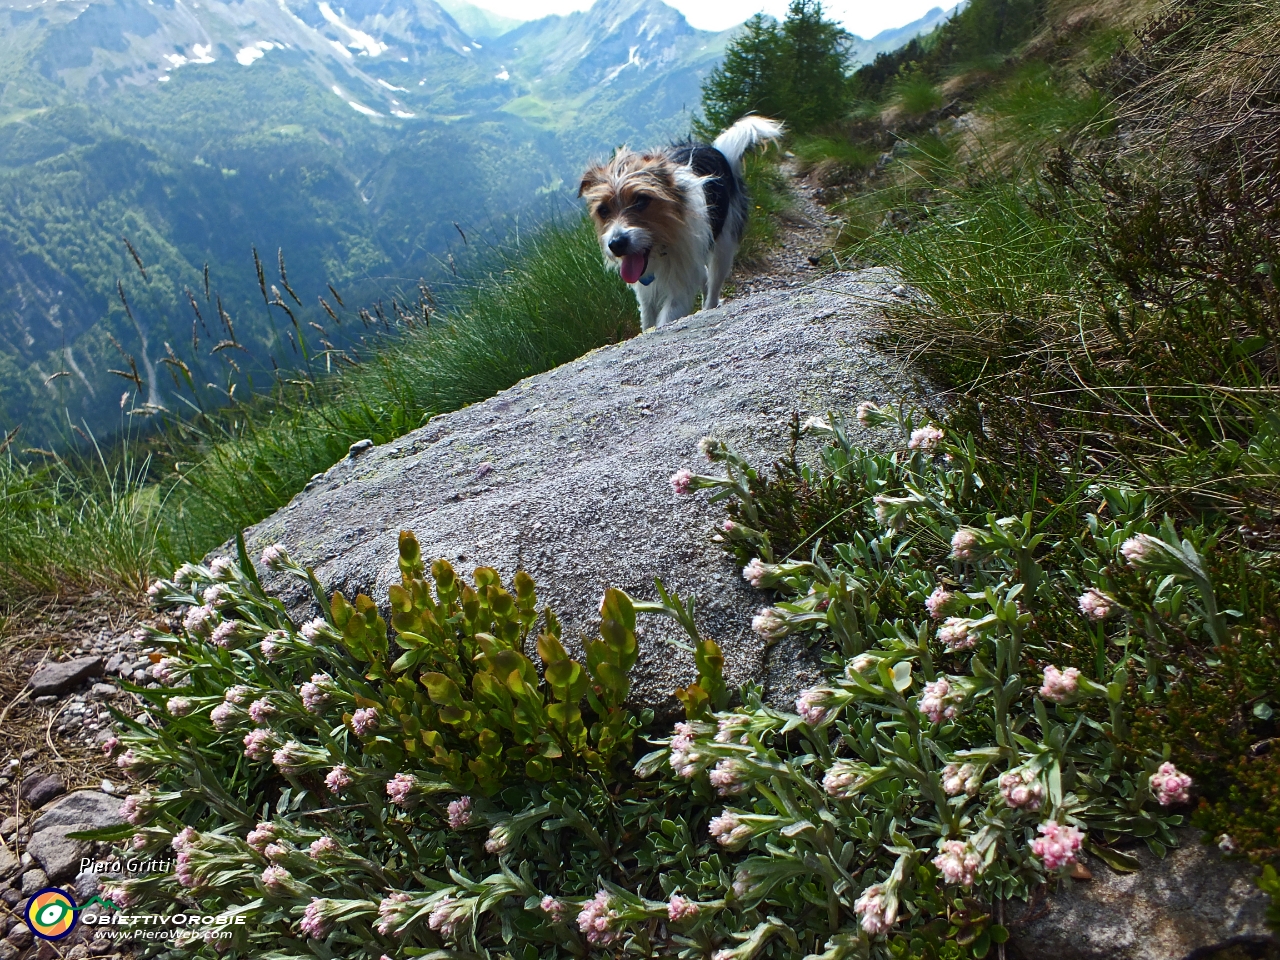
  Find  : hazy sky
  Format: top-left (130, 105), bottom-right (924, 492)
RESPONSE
top-left (474, 0), bottom-right (951, 36)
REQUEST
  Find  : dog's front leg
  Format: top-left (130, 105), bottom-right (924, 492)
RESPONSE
top-left (635, 286), bottom-right (658, 332)
top-left (656, 290), bottom-right (697, 328)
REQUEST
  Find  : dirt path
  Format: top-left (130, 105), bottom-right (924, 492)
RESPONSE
top-left (732, 158), bottom-right (845, 297)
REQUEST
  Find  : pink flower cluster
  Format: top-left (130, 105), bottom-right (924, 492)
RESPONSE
top-left (175, 849), bottom-right (197, 887)
top-left (351, 707), bottom-right (380, 736)
top-left (855, 401), bottom-right (878, 425)
top-left (999, 770), bottom-right (1044, 810)
top-left (261, 865), bottom-right (292, 895)
top-left (210, 620), bottom-right (243, 649)
top-left (540, 896), bottom-right (566, 921)
top-left (925, 586), bottom-right (954, 619)
top-left (325, 765), bottom-right (353, 794)
top-left (172, 827), bottom-right (198, 852)
top-left (224, 684), bottom-right (252, 704)
top-left (908, 424), bottom-right (945, 453)
top-left (299, 899), bottom-right (331, 939)
top-left (121, 794), bottom-right (149, 826)
top-left (153, 658), bottom-right (182, 685)
top-left (260, 544), bottom-right (290, 570)
top-left (209, 557), bottom-right (235, 579)
top-left (248, 698), bottom-right (277, 724)
top-left (246, 823), bottom-right (277, 853)
top-left (300, 617), bottom-right (329, 641)
top-left (1039, 665), bottom-right (1080, 703)
top-left (669, 469), bottom-right (694, 495)
top-left (669, 722), bottom-right (702, 778)
top-left (715, 714), bottom-right (751, 744)
top-left (822, 761), bottom-right (862, 799)
top-left (1149, 762), bottom-right (1193, 805)
top-left (741, 558), bottom-right (770, 589)
top-left (243, 729), bottom-right (277, 761)
top-left (448, 796), bottom-right (473, 829)
top-left (854, 883), bottom-right (896, 935)
top-left (708, 810), bottom-right (752, 849)
top-left (709, 758), bottom-right (751, 796)
top-left (210, 702), bottom-right (238, 732)
top-left (184, 604), bottom-right (216, 637)
top-left (933, 840), bottom-right (983, 886)
top-left (1120, 534), bottom-right (1160, 567)
top-left (299, 675), bottom-right (331, 713)
top-left (950, 529), bottom-right (980, 560)
top-left (272, 742), bottom-right (311, 776)
top-left (386, 773), bottom-right (418, 808)
top-left (309, 837), bottom-right (339, 859)
top-left (101, 736), bottom-right (120, 756)
top-left (795, 687), bottom-right (836, 726)
top-left (667, 895), bottom-right (699, 922)
top-left (937, 617), bottom-right (977, 652)
top-left (1078, 588), bottom-right (1113, 621)
top-left (576, 890), bottom-right (623, 947)
top-left (1031, 821), bottom-right (1084, 871)
top-left (751, 607), bottom-right (788, 639)
top-left (941, 762), bottom-right (981, 797)
top-left (919, 678), bottom-right (964, 724)
top-left (376, 892), bottom-right (413, 936)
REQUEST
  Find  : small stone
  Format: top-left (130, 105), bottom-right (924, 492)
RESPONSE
top-left (36, 938), bottom-right (58, 960)
top-left (0, 846), bottom-right (15, 882)
top-left (104, 653), bottom-right (126, 674)
top-left (87, 941), bottom-right (112, 956)
top-left (6, 924), bottom-right (33, 949)
top-left (20, 869), bottom-right (49, 896)
top-left (0, 818), bottom-right (15, 839)
top-left (131, 670), bottom-right (147, 683)
top-left (66, 945), bottom-right (89, 960)
top-left (99, 780), bottom-right (115, 795)
top-left (348, 438), bottom-right (374, 458)
top-left (0, 888), bottom-right (20, 907)
top-left (21, 774), bottom-right (66, 810)
top-left (73, 871), bottom-right (101, 901)
top-left (89, 684), bottom-right (118, 698)
top-left (32, 696), bottom-right (57, 706)
top-left (28, 657), bottom-right (104, 697)
top-left (0, 939), bottom-right (18, 960)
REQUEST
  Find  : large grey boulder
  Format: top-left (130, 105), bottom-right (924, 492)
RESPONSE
top-left (28, 658), bottom-right (103, 697)
top-left (243, 270), bottom-right (936, 709)
top-left (1010, 832), bottom-right (1277, 960)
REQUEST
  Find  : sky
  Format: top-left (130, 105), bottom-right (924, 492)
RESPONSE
top-left (471, 0), bottom-right (951, 37)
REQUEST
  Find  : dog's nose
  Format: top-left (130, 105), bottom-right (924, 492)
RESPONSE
top-left (607, 235), bottom-right (629, 256)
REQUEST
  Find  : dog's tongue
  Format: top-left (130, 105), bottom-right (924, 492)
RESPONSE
top-left (620, 253), bottom-right (646, 284)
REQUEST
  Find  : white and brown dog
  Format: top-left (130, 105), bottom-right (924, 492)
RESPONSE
top-left (579, 115), bottom-right (784, 331)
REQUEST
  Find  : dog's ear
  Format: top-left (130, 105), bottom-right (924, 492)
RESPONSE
top-left (578, 166), bottom-right (604, 197)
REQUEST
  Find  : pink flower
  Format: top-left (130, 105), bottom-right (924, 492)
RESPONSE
top-left (698, 436), bottom-right (724, 458)
top-left (950, 529), bottom-right (980, 560)
top-left (708, 758), bottom-right (751, 796)
top-left (576, 890), bottom-right (622, 947)
top-left (166, 696), bottom-right (193, 717)
top-left (447, 797), bottom-right (473, 829)
top-left (854, 883), bottom-right (896, 935)
top-left (183, 604), bottom-right (216, 637)
top-left (941, 763), bottom-right (980, 797)
top-left (670, 469), bottom-right (694, 494)
top-left (428, 896), bottom-right (466, 940)
top-left (386, 773), bottom-right (418, 807)
top-left (299, 899), bottom-right (331, 939)
top-left (175, 849), bottom-right (197, 887)
top-left (715, 714), bottom-right (750, 744)
top-left (351, 707), bottom-right (380, 736)
top-left (172, 827), bottom-right (198, 852)
top-left (203, 583), bottom-right (230, 606)
top-left (669, 722), bottom-right (702, 778)
top-left (1121, 534), bottom-right (1160, 567)
top-left (751, 607), bottom-right (788, 639)
top-left (708, 810), bottom-right (752, 849)
top-left (796, 687), bottom-right (837, 726)
top-left (908, 424), bottom-right (945, 453)
top-left (210, 556), bottom-right (235, 579)
top-left (722, 519), bottom-right (737, 533)
top-left (376, 892), bottom-right (413, 936)
top-left (131, 832), bottom-right (148, 851)
top-left (1149, 762), bottom-right (1193, 806)
top-left (667, 895), bottom-right (699, 922)
top-left (260, 634), bottom-right (282, 661)
top-left (261, 865), bottom-right (292, 895)
top-left (1078, 589), bottom-right (1113, 621)
top-left (224, 684), bottom-right (252, 704)
top-left (101, 736), bottom-right (120, 755)
top-left (919, 678), bottom-right (963, 724)
top-left (246, 823), bottom-right (277, 853)
top-left (300, 674), bottom-right (331, 713)
top-left (925, 587), bottom-right (954, 619)
top-left (153, 658), bottom-right (182, 684)
top-left (243, 729), bottom-right (276, 761)
top-left (999, 770), bottom-right (1044, 811)
top-left (325, 765), bottom-right (353, 794)
top-left (855, 401), bottom-right (878, 425)
top-left (117, 748), bottom-right (140, 772)
top-left (822, 761), bottom-right (862, 799)
top-left (933, 840), bottom-right (983, 886)
top-left (100, 883), bottom-right (135, 909)
top-left (210, 620), bottom-right (243, 649)
top-left (249, 698), bottom-right (277, 724)
top-left (540, 896), bottom-right (566, 921)
top-left (1039, 665), bottom-right (1080, 703)
top-left (741, 558), bottom-right (770, 588)
top-left (937, 617), bottom-right (977, 652)
top-left (300, 617), bottom-right (330, 641)
top-left (309, 837), bottom-right (339, 859)
top-left (1031, 821), bottom-right (1084, 871)
top-left (121, 794), bottom-right (149, 825)
top-left (260, 544), bottom-right (290, 570)
top-left (210, 702), bottom-right (238, 732)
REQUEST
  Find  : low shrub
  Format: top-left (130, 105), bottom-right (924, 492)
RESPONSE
top-left (105, 410), bottom-right (1215, 959)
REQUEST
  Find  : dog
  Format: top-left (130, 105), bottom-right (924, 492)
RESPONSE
top-left (579, 115), bottom-right (784, 331)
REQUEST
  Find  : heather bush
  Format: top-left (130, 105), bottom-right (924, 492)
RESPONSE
top-left (102, 405), bottom-right (1219, 959)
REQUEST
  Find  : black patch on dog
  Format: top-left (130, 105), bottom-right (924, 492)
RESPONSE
top-left (668, 143), bottom-right (739, 240)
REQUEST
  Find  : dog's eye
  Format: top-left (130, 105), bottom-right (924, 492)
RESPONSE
top-left (633, 194), bottom-right (650, 211)
top-left (597, 203), bottom-right (611, 219)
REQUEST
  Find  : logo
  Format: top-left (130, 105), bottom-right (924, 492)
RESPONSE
top-left (24, 890), bottom-right (118, 941)
top-left (25, 888), bottom-right (79, 940)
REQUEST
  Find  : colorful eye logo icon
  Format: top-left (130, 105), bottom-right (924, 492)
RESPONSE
top-left (25, 888), bottom-right (79, 940)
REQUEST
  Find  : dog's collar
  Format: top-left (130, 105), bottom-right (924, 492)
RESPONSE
top-left (639, 273), bottom-right (655, 285)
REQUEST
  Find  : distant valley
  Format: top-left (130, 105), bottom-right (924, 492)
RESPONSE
top-left (0, 0), bottom-right (951, 440)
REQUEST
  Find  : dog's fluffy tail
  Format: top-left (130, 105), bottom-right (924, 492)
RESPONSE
top-left (713, 115), bottom-right (784, 170)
